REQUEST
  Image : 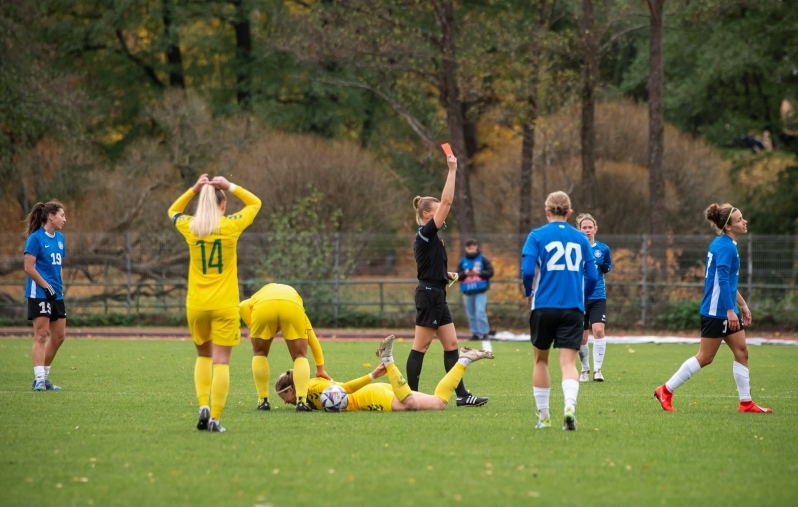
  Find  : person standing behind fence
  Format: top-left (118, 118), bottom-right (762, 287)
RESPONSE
top-left (575, 214), bottom-right (612, 382)
top-left (522, 191), bottom-right (598, 430)
top-left (654, 204), bottom-right (771, 414)
top-left (456, 238), bottom-right (495, 341)
top-left (23, 201), bottom-right (68, 392)
top-left (239, 283), bottom-right (331, 412)
top-left (406, 152), bottom-right (489, 407)
top-left (169, 174), bottom-right (261, 432)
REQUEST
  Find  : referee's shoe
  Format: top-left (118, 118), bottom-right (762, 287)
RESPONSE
top-left (456, 390), bottom-right (488, 407)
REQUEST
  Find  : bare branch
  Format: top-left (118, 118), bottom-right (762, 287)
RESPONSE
top-left (115, 29), bottom-right (164, 90)
top-left (318, 76), bottom-right (438, 149)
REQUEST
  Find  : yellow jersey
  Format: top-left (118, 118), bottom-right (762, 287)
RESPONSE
top-left (306, 374), bottom-right (374, 411)
top-left (168, 185), bottom-right (261, 310)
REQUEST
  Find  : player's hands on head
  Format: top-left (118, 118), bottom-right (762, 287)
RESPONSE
top-left (210, 176), bottom-right (231, 190)
top-left (446, 154), bottom-right (457, 171)
top-left (192, 174), bottom-right (210, 193)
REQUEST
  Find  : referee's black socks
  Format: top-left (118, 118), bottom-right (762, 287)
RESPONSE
top-left (406, 349), bottom-right (425, 392)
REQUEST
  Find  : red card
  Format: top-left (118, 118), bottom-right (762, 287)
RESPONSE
top-left (441, 143), bottom-right (453, 156)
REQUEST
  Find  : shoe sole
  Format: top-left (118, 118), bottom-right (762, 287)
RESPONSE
top-left (457, 400), bottom-right (489, 408)
top-left (563, 414), bottom-right (576, 431)
top-left (196, 410), bottom-right (210, 431)
top-left (375, 335), bottom-right (395, 358)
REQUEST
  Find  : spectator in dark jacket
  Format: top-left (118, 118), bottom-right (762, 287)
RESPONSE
top-left (456, 239), bottom-right (495, 341)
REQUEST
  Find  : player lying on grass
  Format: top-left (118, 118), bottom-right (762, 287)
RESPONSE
top-left (274, 335), bottom-right (494, 412)
top-left (239, 283), bottom-right (331, 413)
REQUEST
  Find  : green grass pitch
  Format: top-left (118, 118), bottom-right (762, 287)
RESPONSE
top-left (1, 337), bottom-right (796, 507)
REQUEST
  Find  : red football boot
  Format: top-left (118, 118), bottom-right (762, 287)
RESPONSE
top-left (654, 384), bottom-right (675, 412)
top-left (738, 400), bottom-right (772, 413)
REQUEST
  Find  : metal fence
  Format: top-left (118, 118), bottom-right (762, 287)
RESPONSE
top-left (1, 232), bottom-right (797, 329)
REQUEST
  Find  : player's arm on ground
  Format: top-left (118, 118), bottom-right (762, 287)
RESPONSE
top-left (307, 327), bottom-right (330, 380)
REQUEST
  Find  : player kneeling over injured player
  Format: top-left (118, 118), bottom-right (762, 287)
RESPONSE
top-left (240, 283), bottom-right (330, 413)
top-left (275, 335), bottom-right (493, 412)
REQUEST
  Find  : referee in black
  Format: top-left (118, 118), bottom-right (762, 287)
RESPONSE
top-left (406, 151), bottom-right (488, 407)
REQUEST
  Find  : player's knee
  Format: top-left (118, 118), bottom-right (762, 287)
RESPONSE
top-left (403, 396), bottom-right (419, 411)
top-left (593, 329), bottom-right (605, 339)
top-left (696, 354), bottom-right (714, 367)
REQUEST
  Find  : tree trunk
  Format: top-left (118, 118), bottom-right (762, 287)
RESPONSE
top-left (520, 0), bottom-right (548, 241)
top-left (231, 0), bottom-right (253, 110)
top-left (647, 0), bottom-right (667, 264)
top-left (579, 0), bottom-right (597, 214)
top-left (438, 0), bottom-right (475, 237)
top-left (162, 0), bottom-right (185, 88)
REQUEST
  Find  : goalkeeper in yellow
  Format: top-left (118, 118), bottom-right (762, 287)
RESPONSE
top-left (275, 335), bottom-right (493, 412)
top-left (239, 283), bottom-right (330, 412)
top-left (169, 174), bottom-right (261, 433)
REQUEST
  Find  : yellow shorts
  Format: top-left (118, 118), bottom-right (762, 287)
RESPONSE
top-left (249, 300), bottom-right (311, 340)
top-left (346, 384), bottom-right (395, 412)
top-left (186, 307), bottom-right (241, 347)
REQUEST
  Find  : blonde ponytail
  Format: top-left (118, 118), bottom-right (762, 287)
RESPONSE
top-left (190, 185), bottom-right (226, 238)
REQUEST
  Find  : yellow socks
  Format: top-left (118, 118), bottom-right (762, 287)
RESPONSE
top-left (252, 356), bottom-right (270, 404)
top-left (386, 362), bottom-right (413, 401)
top-left (194, 357), bottom-right (213, 407)
top-left (293, 357), bottom-right (310, 403)
top-left (210, 364), bottom-right (230, 420)
top-left (434, 363), bottom-right (466, 403)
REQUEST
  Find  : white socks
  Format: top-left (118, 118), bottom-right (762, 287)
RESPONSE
top-left (382, 355), bottom-right (394, 367)
top-left (579, 345), bottom-right (590, 371)
top-left (533, 387), bottom-right (550, 420)
top-left (733, 361), bottom-right (751, 402)
top-left (34, 366), bottom-right (46, 380)
top-left (593, 339), bottom-right (606, 370)
top-left (665, 357), bottom-right (701, 392)
top-left (457, 357), bottom-right (471, 368)
top-left (562, 379), bottom-right (579, 410)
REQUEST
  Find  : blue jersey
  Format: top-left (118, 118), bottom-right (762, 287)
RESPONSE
top-left (700, 234), bottom-right (739, 318)
top-left (586, 241), bottom-right (612, 301)
top-left (521, 221), bottom-right (598, 311)
top-left (24, 228), bottom-right (66, 299)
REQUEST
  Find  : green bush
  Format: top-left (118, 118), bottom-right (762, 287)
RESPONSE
top-left (655, 299), bottom-right (702, 331)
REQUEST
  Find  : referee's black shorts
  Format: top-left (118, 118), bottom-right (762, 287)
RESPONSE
top-left (415, 284), bottom-right (453, 329)
top-left (530, 308), bottom-right (583, 350)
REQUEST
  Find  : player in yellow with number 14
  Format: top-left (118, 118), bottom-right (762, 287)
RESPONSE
top-left (169, 174), bottom-right (261, 433)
